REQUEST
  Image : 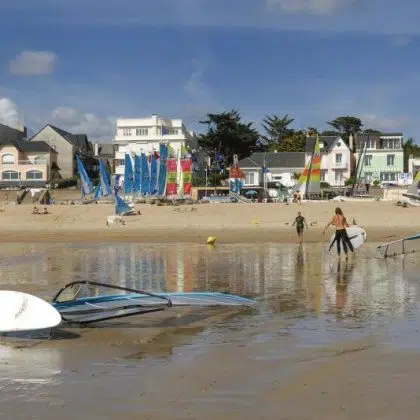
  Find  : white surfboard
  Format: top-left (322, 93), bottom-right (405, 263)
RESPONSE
top-left (327, 225), bottom-right (367, 256)
top-left (0, 291), bottom-right (62, 333)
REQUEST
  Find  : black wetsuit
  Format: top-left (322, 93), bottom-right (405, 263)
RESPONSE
top-left (332, 229), bottom-right (354, 255)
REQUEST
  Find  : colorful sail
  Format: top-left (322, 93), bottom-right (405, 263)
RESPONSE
top-left (76, 155), bottom-right (94, 197)
top-left (133, 154), bottom-right (141, 194)
top-left (166, 158), bottom-right (178, 198)
top-left (181, 158), bottom-right (192, 197)
top-left (123, 154), bottom-right (134, 194)
top-left (306, 135), bottom-right (321, 194)
top-left (158, 144), bottom-right (168, 196)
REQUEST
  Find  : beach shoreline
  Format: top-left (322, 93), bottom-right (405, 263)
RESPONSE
top-left (0, 201), bottom-right (418, 244)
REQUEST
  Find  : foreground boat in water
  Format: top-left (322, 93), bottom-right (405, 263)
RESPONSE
top-left (376, 234), bottom-right (420, 258)
top-left (51, 281), bottom-right (257, 325)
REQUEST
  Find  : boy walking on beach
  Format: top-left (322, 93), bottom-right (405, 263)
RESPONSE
top-left (292, 211), bottom-right (308, 243)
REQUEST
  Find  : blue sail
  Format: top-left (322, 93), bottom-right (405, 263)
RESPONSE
top-left (124, 154), bottom-right (134, 194)
top-left (98, 159), bottom-right (112, 197)
top-left (141, 153), bottom-right (150, 195)
top-left (94, 184), bottom-right (102, 200)
top-left (149, 153), bottom-right (158, 195)
top-left (133, 154), bottom-right (141, 193)
top-left (76, 155), bottom-right (94, 197)
top-left (158, 144), bottom-right (168, 196)
top-left (115, 193), bottom-right (132, 215)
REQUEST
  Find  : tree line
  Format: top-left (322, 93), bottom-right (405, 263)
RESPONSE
top-left (197, 110), bottom-right (419, 174)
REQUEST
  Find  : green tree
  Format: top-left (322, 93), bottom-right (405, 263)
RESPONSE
top-left (268, 130), bottom-right (306, 152)
top-left (261, 114), bottom-right (294, 147)
top-left (363, 128), bottom-right (381, 134)
top-left (198, 110), bottom-right (260, 171)
top-left (326, 116), bottom-right (363, 150)
top-left (403, 137), bottom-right (420, 172)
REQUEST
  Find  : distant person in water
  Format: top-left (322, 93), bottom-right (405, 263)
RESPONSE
top-left (292, 211), bottom-right (308, 243)
top-left (323, 207), bottom-right (354, 257)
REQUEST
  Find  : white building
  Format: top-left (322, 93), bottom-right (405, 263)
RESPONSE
top-left (408, 154), bottom-right (420, 176)
top-left (113, 114), bottom-right (198, 175)
top-left (305, 136), bottom-right (354, 187)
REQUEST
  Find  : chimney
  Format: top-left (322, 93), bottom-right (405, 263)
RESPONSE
top-left (94, 142), bottom-right (99, 156)
top-left (349, 133), bottom-right (354, 152)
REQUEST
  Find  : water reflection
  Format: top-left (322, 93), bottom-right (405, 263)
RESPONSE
top-left (0, 242), bottom-right (419, 324)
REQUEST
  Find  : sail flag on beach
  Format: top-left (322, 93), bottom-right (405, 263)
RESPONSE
top-left (76, 155), bottom-right (94, 197)
top-left (141, 153), bottom-right (150, 195)
top-left (306, 135), bottom-right (321, 194)
top-left (149, 153), bottom-right (158, 195)
top-left (158, 143), bottom-right (168, 196)
top-left (133, 154), bottom-right (142, 194)
top-left (123, 153), bottom-right (134, 194)
top-left (181, 158), bottom-right (192, 197)
top-left (98, 159), bottom-right (112, 197)
top-left (166, 158), bottom-right (178, 197)
top-left (115, 193), bottom-right (132, 215)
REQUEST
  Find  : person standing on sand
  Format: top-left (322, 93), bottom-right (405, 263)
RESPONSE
top-left (292, 211), bottom-right (308, 243)
top-left (323, 207), bottom-right (354, 257)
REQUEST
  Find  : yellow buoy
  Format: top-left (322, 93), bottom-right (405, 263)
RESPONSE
top-left (206, 236), bottom-right (216, 244)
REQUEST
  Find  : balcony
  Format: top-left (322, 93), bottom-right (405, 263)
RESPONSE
top-left (18, 159), bottom-right (48, 165)
top-left (332, 161), bottom-right (347, 169)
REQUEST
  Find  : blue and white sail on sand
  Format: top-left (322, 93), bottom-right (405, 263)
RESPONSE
top-left (0, 281), bottom-right (257, 332)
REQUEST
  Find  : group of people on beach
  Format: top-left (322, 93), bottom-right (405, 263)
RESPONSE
top-left (292, 207), bottom-right (354, 256)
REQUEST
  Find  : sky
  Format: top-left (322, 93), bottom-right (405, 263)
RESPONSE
top-left (0, 0), bottom-right (419, 143)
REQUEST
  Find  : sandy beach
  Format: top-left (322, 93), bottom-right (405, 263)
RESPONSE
top-left (0, 199), bottom-right (418, 243)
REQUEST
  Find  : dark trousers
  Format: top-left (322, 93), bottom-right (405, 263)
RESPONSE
top-left (334, 229), bottom-right (354, 255)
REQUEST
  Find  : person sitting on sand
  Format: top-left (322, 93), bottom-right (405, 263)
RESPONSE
top-left (32, 206), bottom-right (39, 214)
top-left (292, 211), bottom-right (308, 243)
top-left (323, 207), bottom-right (353, 257)
top-left (42, 207), bottom-right (50, 215)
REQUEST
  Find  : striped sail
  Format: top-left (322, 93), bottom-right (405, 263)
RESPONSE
top-left (76, 155), bottom-right (94, 197)
top-left (306, 135), bottom-right (321, 194)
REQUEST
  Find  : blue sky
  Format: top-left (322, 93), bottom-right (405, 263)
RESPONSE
top-left (0, 0), bottom-right (419, 142)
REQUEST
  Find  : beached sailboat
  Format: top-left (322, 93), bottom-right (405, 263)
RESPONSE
top-left (293, 134), bottom-right (321, 199)
top-left (76, 154), bottom-right (96, 203)
top-left (402, 170), bottom-right (420, 202)
top-left (51, 281), bottom-right (257, 325)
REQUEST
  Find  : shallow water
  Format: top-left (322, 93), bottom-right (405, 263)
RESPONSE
top-left (1, 242), bottom-right (420, 419)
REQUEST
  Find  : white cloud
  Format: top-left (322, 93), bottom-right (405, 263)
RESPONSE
top-left (265, 0), bottom-right (358, 15)
top-left (0, 97), bottom-right (21, 128)
top-left (51, 107), bottom-right (116, 142)
top-left (9, 51), bottom-right (57, 76)
top-left (362, 114), bottom-right (410, 131)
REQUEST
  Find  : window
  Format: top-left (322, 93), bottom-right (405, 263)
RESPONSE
top-left (122, 128), bottom-right (131, 136)
top-left (169, 129), bottom-right (178, 135)
top-left (2, 170), bottom-right (18, 180)
top-left (34, 156), bottom-right (47, 164)
top-left (117, 159), bottom-right (125, 166)
top-left (335, 171), bottom-right (343, 184)
top-left (387, 154), bottom-right (395, 166)
top-left (26, 170), bottom-right (43, 180)
top-left (364, 172), bottom-right (372, 182)
top-left (245, 172), bottom-right (255, 185)
top-left (364, 155), bottom-right (372, 166)
top-left (335, 153), bottom-right (342, 164)
top-left (1, 154), bottom-right (15, 164)
top-left (320, 170), bottom-right (326, 182)
top-left (135, 128), bottom-right (148, 136)
top-left (380, 172), bottom-right (397, 181)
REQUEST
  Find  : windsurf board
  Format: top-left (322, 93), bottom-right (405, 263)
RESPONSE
top-left (327, 225), bottom-right (367, 256)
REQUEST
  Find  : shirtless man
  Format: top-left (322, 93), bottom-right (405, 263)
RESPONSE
top-left (323, 207), bottom-right (354, 256)
top-left (292, 211), bottom-right (308, 243)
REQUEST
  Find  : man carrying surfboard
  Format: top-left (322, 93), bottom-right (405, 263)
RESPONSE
top-left (323, 207), bottom-right (354, 257)
top-left (292, 211), bottom-right (308, 243)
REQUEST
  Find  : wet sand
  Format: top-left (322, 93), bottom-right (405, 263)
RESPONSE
top-left (1, 242), bottom-right (420, 419)
top-left (0, 200), bottom-right (418, 243)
